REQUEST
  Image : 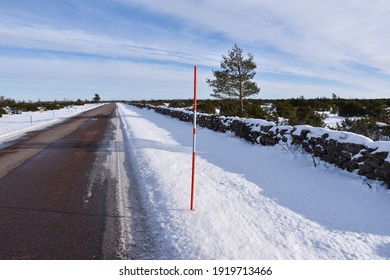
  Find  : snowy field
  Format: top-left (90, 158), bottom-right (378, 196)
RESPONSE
top-left (0, 104), bottom-right (103, 148)
top-left (117, 103), bottom-right (390, 260)
top-left (322, 112), bottom-right (348, 128)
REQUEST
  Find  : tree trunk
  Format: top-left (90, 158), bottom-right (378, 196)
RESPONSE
top-left (240, 96), bottom-right (244, 117)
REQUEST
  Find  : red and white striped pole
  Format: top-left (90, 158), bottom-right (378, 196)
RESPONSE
top-left (190, 65), bottom-right (197, 211)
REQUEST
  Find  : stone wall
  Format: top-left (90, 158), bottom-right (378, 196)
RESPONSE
top-left (133, 104), bottom-right (390, 188)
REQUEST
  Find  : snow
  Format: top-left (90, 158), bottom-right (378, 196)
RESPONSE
top-left (376, 122), bottom-right (388, 128)
top-left (367, 141), bottom-right (390, 162)
top-left (245, 118), bottom-right (276, 132)
top-left (2, 102), bottom-right (390, 259)
top-left (270, 125), bottom-right (293, 133)
top-left (322, 113), bottom-right (346, 129)
top-left (321, 112), bottom-right (362, 129)
top-left (116, 103), bottom-right (390, 260)
top-left (293, 125), bottom-right (374, 145)
top-left (0, 104), bottom-right (103, 148)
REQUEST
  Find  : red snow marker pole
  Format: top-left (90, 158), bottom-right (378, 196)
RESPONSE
top-left (190, 65), bottom-right (197, 211)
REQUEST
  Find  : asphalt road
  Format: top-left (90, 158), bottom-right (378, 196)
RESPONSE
top-left (0, 103), bottom-right (121, 259)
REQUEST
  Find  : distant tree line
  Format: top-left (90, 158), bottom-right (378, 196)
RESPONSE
top-left (133, 98), bottom-right (390, 121)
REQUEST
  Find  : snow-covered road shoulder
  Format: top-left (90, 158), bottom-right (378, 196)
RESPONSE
top-left (117, 103), bottom-right (390, 259)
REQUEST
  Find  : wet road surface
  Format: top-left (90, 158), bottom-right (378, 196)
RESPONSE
top-left (0, 103), bottom-right (118, 259)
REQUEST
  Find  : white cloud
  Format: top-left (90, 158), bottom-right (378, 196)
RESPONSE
top-left (0, 23), bottom-right (219, 67)
top-left (120, 0), bottom-right (390, 92)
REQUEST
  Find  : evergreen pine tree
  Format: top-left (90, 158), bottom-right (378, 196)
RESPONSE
top-left (206, 44), bottom-right (260, 117)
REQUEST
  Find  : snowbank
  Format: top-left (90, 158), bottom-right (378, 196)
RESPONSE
top-left (368, 141), bottom-right (390, 162)
top-left (293, 125), bottom-right (373, 145)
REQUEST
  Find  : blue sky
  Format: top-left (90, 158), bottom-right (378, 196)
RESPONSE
top-left (0, 0), bottom-right (389, 101)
